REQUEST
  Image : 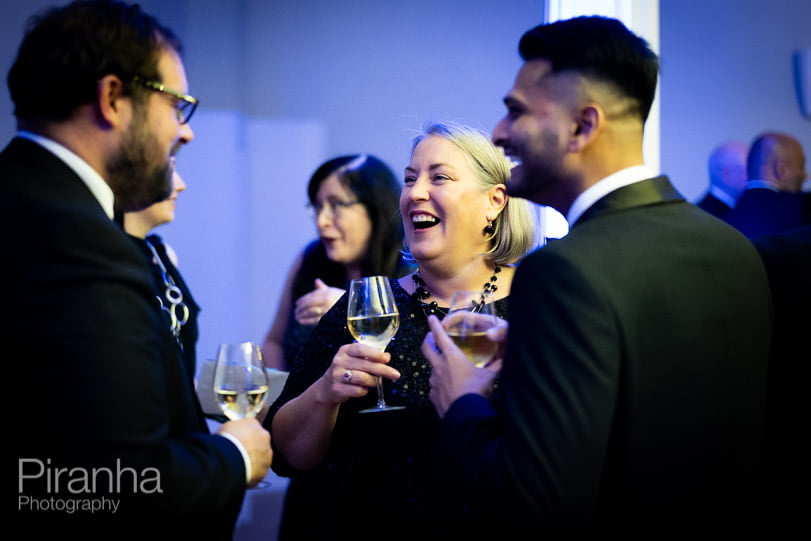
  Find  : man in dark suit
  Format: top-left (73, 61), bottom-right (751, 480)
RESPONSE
top-left (3, 1), bottom-right (271, 537)
top-left (725, 132), bottom-right (809, 237)
top-left (422, 16), bottom-right (771, 534)
top-left (695, 140), bottom-right (749, 218)
top-left (752, 225), bottom-right (811, 533)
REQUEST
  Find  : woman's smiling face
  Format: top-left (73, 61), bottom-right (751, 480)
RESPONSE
top-left (401, 135), bottom-right (493, 268)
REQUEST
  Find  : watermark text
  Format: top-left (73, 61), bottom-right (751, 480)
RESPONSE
top-left (18, 457), bottom-right (162, 515)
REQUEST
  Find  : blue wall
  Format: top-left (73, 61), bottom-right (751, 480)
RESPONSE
top-left (1, 0), bottom-right (808, 373)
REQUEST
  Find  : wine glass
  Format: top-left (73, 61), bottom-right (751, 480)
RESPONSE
top-left (346, 275), bottom-right (403, 413)
top-left (213, 341), bottom-right (270, 420)
top-left (443, 290), bottom-right (501, 367)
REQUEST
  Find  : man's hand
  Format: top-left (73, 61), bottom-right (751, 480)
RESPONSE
top-left (421, 315), bottom-right (501, 417)
top-left (218, 418), bottom-right (272, 488)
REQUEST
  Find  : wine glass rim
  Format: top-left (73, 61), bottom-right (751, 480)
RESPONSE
top-left (349, 275), bottom-right (389, 283)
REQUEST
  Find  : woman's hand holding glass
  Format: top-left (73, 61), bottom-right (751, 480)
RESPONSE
top-left (321, 341), bottom-right (401, 405)
top-left (346, 275), bottom-right (403, 413)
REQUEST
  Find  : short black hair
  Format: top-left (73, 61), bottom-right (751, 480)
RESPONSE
top-left (518, 16), bottom-right (659, 122)
top-left (8, 0), bottom-right (181, 123)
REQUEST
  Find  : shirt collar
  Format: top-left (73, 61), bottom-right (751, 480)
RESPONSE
top-left (16, 131), bottom-right (115, 219)
top-left (744, 180), bottom-right (779, 192)
top-left (709, 185), bottom-right (736, 207)
top-left (566, 165), bottom-right (656, 225)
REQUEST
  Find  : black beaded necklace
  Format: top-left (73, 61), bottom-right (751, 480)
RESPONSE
top-left (411, 265), bottom-right (501, 317)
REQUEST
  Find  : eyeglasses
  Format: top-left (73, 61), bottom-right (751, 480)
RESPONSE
top-left (307, 200), bottom-right (362, 219)
top-left (133, 76), bottom-right (199, 124)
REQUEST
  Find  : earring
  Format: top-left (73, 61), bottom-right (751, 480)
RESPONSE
top-left (484, 219), bottom-right (495, 236)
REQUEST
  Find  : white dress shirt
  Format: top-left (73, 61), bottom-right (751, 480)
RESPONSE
top-left (567, 165), bottom-right (657, 225)
top-left (17, 130), bottom-right (115, 219)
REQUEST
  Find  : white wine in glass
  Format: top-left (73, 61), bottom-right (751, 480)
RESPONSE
top-left (444, 290), bottom-right (500, 367)
top-left (347, 275), bottom-right (403, 413)
top-left (213, 341), bottom-right (269, 420)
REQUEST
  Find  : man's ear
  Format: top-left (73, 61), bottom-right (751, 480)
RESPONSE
top-left (96, 74), bottom-right (128, 128)
top-left (568, 104), bottom-right (601, 152)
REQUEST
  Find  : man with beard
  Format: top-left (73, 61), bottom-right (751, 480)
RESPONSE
top-left (422, 16), bottom-right (771, 535)
top-left (2, 1), bottom-right (271, 538)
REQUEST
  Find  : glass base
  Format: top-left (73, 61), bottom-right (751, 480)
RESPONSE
top-left (359, 404), bottom-right (405, 414)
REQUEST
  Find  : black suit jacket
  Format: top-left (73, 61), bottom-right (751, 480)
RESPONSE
top-left (2, 138), bottom-right (245, 538)
top-left (725, 186), bottom-right (811, 238)
top-left (432, 176), bottom-right (771, 534)
top-left (696, 191), bottom-right (733, 219)
top-left (752, 225), bottom-right (811, 531)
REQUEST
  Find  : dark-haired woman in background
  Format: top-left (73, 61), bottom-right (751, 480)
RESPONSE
top-left (261, 154), bottom-right (414, 370)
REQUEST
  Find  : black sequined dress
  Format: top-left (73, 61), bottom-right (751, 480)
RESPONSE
top-left (264, 278), bottom-right (508, 539)
top-left (280, 239), bottom-right (417, 370)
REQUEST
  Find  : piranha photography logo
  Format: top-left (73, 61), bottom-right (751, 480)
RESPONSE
top-left (18, 458), bottom-right (162, 515)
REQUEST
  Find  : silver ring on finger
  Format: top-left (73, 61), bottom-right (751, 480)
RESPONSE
top-left (342, 369), bottom-right (352, 383)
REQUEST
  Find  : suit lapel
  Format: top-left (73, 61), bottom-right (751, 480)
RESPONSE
top-left (573, 176), bottom-right (684, 228)
top-left (6, 137), bottom-right (211, 433)
top-left (3, 137), bottom-right (110, 216)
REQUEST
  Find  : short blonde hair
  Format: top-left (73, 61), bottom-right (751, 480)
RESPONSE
top-left (404, 120), bottom-right (538, 265)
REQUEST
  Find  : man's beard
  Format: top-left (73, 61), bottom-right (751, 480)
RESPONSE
top-left (107, 110), bottom-right (173, 213)
top-left (506, 132), bottom-right (565, 207)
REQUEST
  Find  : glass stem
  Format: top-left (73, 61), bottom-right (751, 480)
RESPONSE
top-left (375, 376), bottom-right (387, 407)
